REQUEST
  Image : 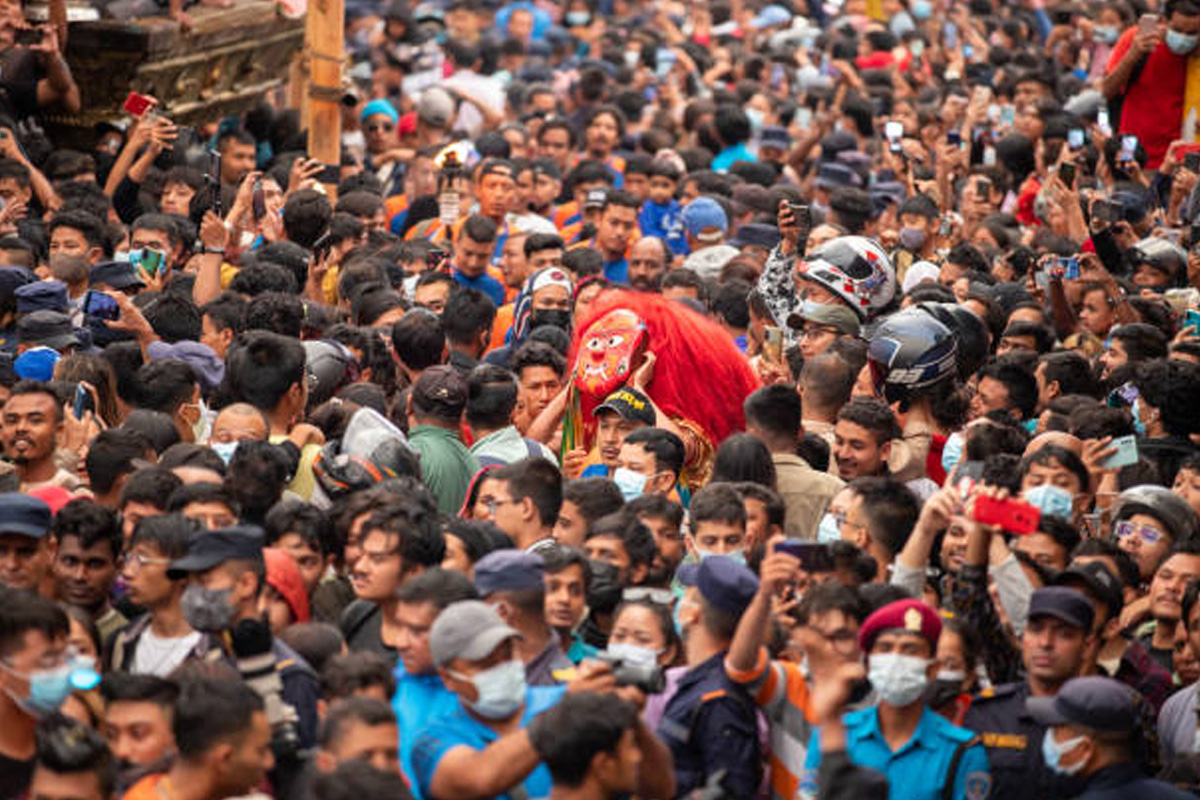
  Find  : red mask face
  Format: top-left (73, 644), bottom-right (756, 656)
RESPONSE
top-left (573, 309), bottom-right (647, 398)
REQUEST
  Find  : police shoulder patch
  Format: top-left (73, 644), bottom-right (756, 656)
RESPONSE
top-left (965, 771), bottom-right (992, 800)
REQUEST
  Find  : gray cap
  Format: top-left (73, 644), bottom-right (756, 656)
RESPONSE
top-left (787, 301), bottom-right (861, 336)
top-left (430, 600), bottom-right (520, 668)
top-left (418, 88), bottom-right (455, 128)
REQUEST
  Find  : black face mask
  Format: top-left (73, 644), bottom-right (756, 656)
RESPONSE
top-left (530, 309), bottom-right (571, 332)
top-left (924, 678), bottom-right (964, 710)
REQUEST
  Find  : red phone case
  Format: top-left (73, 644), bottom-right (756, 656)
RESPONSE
top-left (123, 92), bottom-right (152, 117)
top-left (972, 495), bottom-right (1041, 535)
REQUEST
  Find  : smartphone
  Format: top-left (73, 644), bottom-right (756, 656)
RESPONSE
top-left (885, 120), bottom-right (904, 141)
top-left (316, 163), bottom-right (340, 184)
top-left (252, 177), bottom-right (266, 222)
top-left (655, 47), bottom-right (675, 79)
top-left (82, 290), bottom-right (120, 321)
top-left (971, 495), bottom-right (1041, 535)
top-left (14, 27), bottom-right (41, 46)
top-left (770, 64), bottom-right (785, 90)
top-left (775, 541), bottom-right (835, 573)
top-left (1186, 308), bottom-right (1200, 335)
top-left (139, 248), bottom-right (166, 277)
top-left (947, 130), bottom-right (962, 147)
top-left (1068, 128), bottom-right (1085, 151)
top-left (1101, 435), bottom-right (1139, 469)
top-left (1097, 108), bottom-right (1112, 137)
top-left (762, 326), bottom-right (783, 365)
top-left (206, 149), bottom-right (222, 217)
top-left (72, 384), bottom-right (93, 420)
top-left (1059, 162), bottom-right (1076, 188)
top-left (796, 107), bottom-right (814, 129)
top-left (790, 202), bottom-right (812, 240)
top-left (1057, 256), bottom-right (1080, 279)
top-left (975, 176), bottom-right (992, 197)
top-left (1001, 105), bottom-right (1016, 128)
top-left (943, 21), bottom-right (958, 50)
top-left (1119, 134), bottom-right (1139, 163)
top-left (122, 91), bottom-right (153, 117)
top-left (1186, 153), bottom-right (1200, 173)
top-left (1094, 198), bottom-right (1118, 225)
top-left (1139, 13), bottom-right (1160, 34)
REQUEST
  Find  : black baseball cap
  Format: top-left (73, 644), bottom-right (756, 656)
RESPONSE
top-left (595, 388), bottom-right (655, 426)
top-left (167, 525), bottom-right (265, 578)
top-left (1053, 561), bottom-right (1122, 623)
top-left (1028, 586), bottom-right (1095, 632)
top-left (1026, 676), bottom-right (1137, 732)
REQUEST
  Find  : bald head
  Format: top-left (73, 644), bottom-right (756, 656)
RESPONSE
top-left (211, 402), bottom-right (270, 444)
top-left (628, 237), bottom-right (671, 292)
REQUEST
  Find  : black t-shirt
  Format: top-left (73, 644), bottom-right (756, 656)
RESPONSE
top-left (0, 47), bottom-right (41, 121)
top-left (0, 750), bottom-right (34, 800)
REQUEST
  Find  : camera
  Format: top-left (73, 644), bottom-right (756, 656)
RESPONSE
top-left (595, 651), bottom-right (666, 694)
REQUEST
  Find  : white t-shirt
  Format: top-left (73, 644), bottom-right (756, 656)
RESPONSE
top-left (132, 629), bottom-right (202, 677)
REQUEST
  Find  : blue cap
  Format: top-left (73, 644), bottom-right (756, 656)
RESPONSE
top-left (1026, 676), bottom-right (1137, 731)
top-left (814, 162), bottom-right (861, 190)
top-left (0, 266), bottom-right (35, 299)
top-left (90, 261), bottom-right (145, 291)
top-left (677, 555), bottom-right (759, 616)
top-left (682, 197), bottom-right (728, 241)
top-left (0, 493), bottom-right (52, 537)
top-left (729, 222), bottom-right (781, 250)
top-left (167, 525), bottom-right (265, 578)
top-left (1028, 586), bottom-right (1094, 631)
top-left (361, 98), bottom-right (399, 124)
top-left (15, 281), bottom-right (69, 314)
top-left (147, 342), bottom-right (225, 394)
top-left (750, 3), bottom-right (792, 28)
top-left (474, 550), bottom-right (545, 595)
top-left (14, 346), bottom-right (61, 380)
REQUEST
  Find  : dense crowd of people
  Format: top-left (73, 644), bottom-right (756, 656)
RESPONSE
top-left (5, 0), bottom-right (1200, 798)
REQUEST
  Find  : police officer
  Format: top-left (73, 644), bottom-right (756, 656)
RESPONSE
top-left (964, 587), bottom-right (1095, 800)
top-left (1027, 676), bottom-right (1191, 800)
top-left (657, 555), bottom-right (761, 798)
top-left (803, 599), bottom-right (990, 800)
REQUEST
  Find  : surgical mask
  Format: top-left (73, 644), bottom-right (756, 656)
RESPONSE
top-left (210, 440), bottom-right (239, 465)
top-left (181, 584), bottom-right (238, 633)
top-left (114, 250), bottom-right (132, 264)
top-left (1167, 29), bottom-right (1199, 55)
top-left (1093, 25), bottom-right (1119, 44)
top-left (606, 642), bottom-right (660, 666)
top-left (624, 49), bottom-right (640, 69)
top-left (695, 548), bottom-right (746, 566)
top-left (1131, 398), bottom-right (1148, 436)
top-left (817, 512), bottom-right (842, 544)
top-left (0, 661), bottom-right (74, 716)
top-left (898, 226), bottom-right (927, 251)
top-left (867, 653), bottom-right (930, 707)
top-left (613, 467), bottom-right (648, 501)
top-left (910, 39), bottom-right (925, 57)
top-left (941, 431), bottom-right (964, 476)
top-left (565, 10), bottom-right (590, 26)
top-left (910, 0), bottom-right (933, 19)
top-left (1023, 484), bottom-right (1074, 520)
top-left (530, 309), bottom-right (572, 332)
top-left (1042, 730), bottom-right (1088, 775)
top-left (451, 659), bottom-right (526, 719)
top-left (746, 107), bottom-right (765, 131)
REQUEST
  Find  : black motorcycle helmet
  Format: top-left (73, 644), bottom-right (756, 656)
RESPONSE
top-left (916, 302), bottom-right (989, 382)
top-left (867, 306), bottom-right (958, 405)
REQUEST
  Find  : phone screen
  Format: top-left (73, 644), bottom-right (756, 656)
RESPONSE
top-left (83, 290), bottom-right (120, 321)
top-left (1068, 129), bottom-right (1085, 150)
top-left (252, 178), bottom-right (266, 221)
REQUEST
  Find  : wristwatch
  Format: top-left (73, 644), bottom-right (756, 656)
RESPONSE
top-left (203, 246), bottom-right (225, 255)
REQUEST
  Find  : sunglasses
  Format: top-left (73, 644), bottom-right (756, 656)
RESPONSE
top-left (365, 122), bottom-right (395, 133)
top-left (622, 587), bottom-right (675, 605)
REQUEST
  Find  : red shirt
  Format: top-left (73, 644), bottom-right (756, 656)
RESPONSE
top-left (1106, 29), bottom-right (1188, 169)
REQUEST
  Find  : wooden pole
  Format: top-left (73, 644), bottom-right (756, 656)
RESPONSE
top-left (48, 0), bottom-right (67, 49)
top-left (305, 0), bottom-right (343, 202)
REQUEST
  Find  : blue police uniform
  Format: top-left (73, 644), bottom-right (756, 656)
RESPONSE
top-left (962, 682), bottom-right (1085, 800)
top-left (391, 664), bottom-right (459, 800)
top-left (656, 651), bottom-right (761, 799)
top-left (803, 705), bottom-right (991, 800)
top-left (411, 684), bottom-right (566, 800)
top-left (1076, 763), bottom-right (1194, 800)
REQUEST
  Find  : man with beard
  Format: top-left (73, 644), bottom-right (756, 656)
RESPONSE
top-left (51, 500), bottom-right (127, 642)
top-left (581, 107), bottom-right (626, 187)
top-left (627, 237), bottom-right (670, 293)
top-left (166, 524), bottom-right (320, 752)
top-left (626, 495), bottom-right (685, 588)
top-left (2, 381), bottom-right (78, 492)
top-left (100, 673), bottom-right (179, 788)
top-left (47, 210), bottom-right (107, 304)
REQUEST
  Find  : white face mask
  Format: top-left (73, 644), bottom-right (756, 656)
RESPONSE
top-left (817, 512), bottom-right (842, 543)
top-left (867, 653), bottom-right (930, 707)
top-left (450, 659), bottom-right (526, 719)
top-left (606, 642), bottom-right (661, 666)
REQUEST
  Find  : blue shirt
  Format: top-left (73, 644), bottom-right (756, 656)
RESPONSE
top-left (392, 664), bottom-right (459, 799)
top-left (412, 684), bottom-right (567, 800)
top-left (712, 142), bottom-right (756, 173)
top-left (581, 463), bottom-right (611, 479)
top-left (453, 267), bottom-right (507, 307)
top-left (638, 199), bottom-right (688, 256)
top-left (604, 256), bottom-right (629, 285)
top-left (803, 706), bottom-right (990, 800)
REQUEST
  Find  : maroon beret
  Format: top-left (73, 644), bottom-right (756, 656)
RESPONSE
top-left (858, 599), bottom-right (942, 653)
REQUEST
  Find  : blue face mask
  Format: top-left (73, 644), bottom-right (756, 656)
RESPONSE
top-left (941, 432), bottom-right (964, 477)
top-left (565, 10), bottom-right (590, 26)
top-left (114, 250), bottom-right (132, 264)
top-left (695, 548), bottom-right (746, 566)
top-left (1042, 729), bottom-right (1087, 775)
top-left (746, 108), bottom-right (765, 131)
top-left (1131, 399), bottom-right (1148, 436)
top-left (0, 660), bottom-right (77, 717)
top-left (209, 440), bottom-right (239, 465)
top-left (612, 468), bottom-right (648, 502)
top-left (1024, 484), bottom-right (1074, 520)
top-left (1093, 25), bottom-right (1119, 44)
top-left (910, 0), bottom-right (933, 19)
top-left (1167, 29), bottom-right (1199, 55)
top-left (817, 512), bottom-right (842, 544)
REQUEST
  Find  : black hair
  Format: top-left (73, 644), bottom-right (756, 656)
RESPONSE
top-left (166, 482), bottom-right (238, 515)
top-left (530, 693), bottom-right (638, 787)
top-left (101, 672), bottom-right (179, 707)
top-left (84, 429), bottom-right (149, 496)
top-left (562, 478), bottom-right (625, 528)
top-left (587, 511), bottom-right (657, 569)
top-left (443, 518), bottom-right (507, 564)
top-left (623, 428), bottom-right (685, 477)
top-left (1134, 359), bottom-right (1200, 437)
top-left (395, 567), bottom-right (479, 609)
top-left (51, 499), bottom-right (122, 560)
top-left (980, 358), bottom-right (1039, 419)
top-left (1040, 351), bottom-right (1099, 399)
top-left (8, 380), bottom-right (65, 422)
top-left (541, 543), bottom-right (593, 585)
top-left (225, 330), bottom-right (307, 412)
top-left (710, 280), bottom-right (751, 330)
top-left (1018, 444), bottom-right (1090, 495)
top-left (849, 476), bottom-right (919, 558)
top-left (173, 677), bottom-right (264, 761)
top-left (277, 622), bottom-right (345, 675)
top-left (625, 494), bottom-right (685, 528)
top-left (736, 482), bottom-right (786, 529)
top-left (201, 293), bottom-right (247, 335)
top-left (264, 500), bottom-right (335, 558)
top-left (0, 586), bottom-right (69, 659)
top-left (130, 513), bottom-right (199, 561)
top-left (34, 715), bottom-right (115, 797)
top-left (310, 761), bottom-right (410, 800)
top-left (712, 433), bottom-right (777, 489)
top-left (142, 294), bottom-right (203, 344)
top-left (119, 467), bottom-right (183, 510)
top-left (689, 482), bottom-right (748, 528)
top-left (362, 496), bottom-right (447, 570)
top-left (460, 214), bottom-right (498, 244)
top-left (1110, 323), bottom-right (1169, 363)
top-left (494, 457), bottom-right (564, 528)
top-left (136, 359), bottom-right (197, 416)
top-left (391, 311), bottom-right (445, 371)
top-left (600, 188), bottom-right (640, 213)
top-left (510, 340), bottom-right (566, 379)
top-left (319, 654), bottom-right (397, 702)
top-left (48, 210), bottom-right (107, 251)
top-left (794, 579), bottom-right (867, 625)
top-left (244, 292), bottom-right (304, 338)
top-left (282, 189), bottom-right (333, 249)
top-left (466, 363), bottom-right (519, 430)
top-left (443, 288), bottom-right (497, 346)
top-left (120, 410), bottom-right (181, 454)
top-left (525, 233), bottom-right (565, 257)
top-left (836, 397), bottom-right (902, 443)
top-left (1037, 514), bottom-right (1082, 559)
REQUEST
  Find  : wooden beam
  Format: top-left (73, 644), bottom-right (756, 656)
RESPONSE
top-left (304, 0), bottom-right (342, 202)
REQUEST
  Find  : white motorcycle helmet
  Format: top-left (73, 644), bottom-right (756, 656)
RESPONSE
top-left (800, 235), bottom-right (896, 321)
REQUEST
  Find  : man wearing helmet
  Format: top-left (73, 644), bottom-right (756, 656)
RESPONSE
top-left (756, 201), bottom-right (897, 345)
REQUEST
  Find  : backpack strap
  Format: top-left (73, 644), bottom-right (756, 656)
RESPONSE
top-left (942, 735), bottom-right (982, 800)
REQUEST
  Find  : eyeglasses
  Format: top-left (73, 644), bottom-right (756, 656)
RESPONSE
top-left (483, 498), bottom-right (517, 514)
top-left (623, 587), bottom-right (675, 605)
top-left (799, 325), bottom-right (840, 339)
top-left (829, 511), bottom-right (867, 533)
top-left (365, 122), bottom-right (395, 132)
top-left (124, 552), bottom-right (172, 573)
top-left (1114, 519), bottom-right (1166, 545)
